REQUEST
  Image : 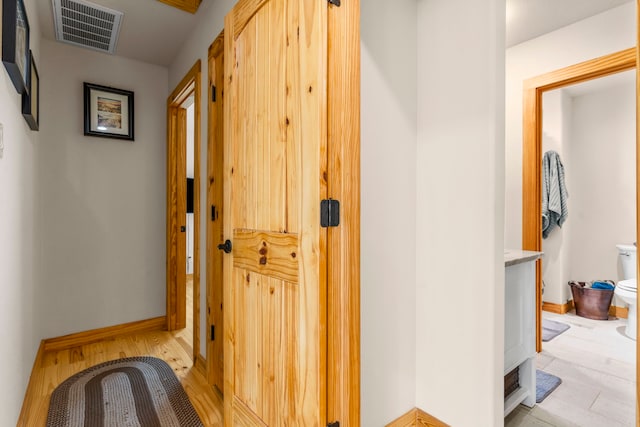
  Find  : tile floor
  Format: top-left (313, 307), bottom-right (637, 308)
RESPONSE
top-left (505, 311), bottom-right (636, 427)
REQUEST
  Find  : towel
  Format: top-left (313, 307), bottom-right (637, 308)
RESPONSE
top-left (542, 150), bottom-right (569, 239)
top-left (592, 282), bottom-right (615, 290)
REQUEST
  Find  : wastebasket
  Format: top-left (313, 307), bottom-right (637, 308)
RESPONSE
top-left (568, 280), bottom-right (614, 320)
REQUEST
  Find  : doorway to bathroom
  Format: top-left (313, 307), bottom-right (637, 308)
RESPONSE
top-left (539, 69), bottom-right (636, 324)
top-left (521, 48), bottom-right (638, 425)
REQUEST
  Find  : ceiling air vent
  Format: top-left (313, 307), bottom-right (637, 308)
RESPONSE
top-left (52, 0), bottom-right (123, 54)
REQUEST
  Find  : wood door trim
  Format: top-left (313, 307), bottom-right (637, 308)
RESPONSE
top-left (636, 9), bottom-right (639, 424)
top-left (327, 0), bottom-right (360, 425)
top-left (521, 47), bottom-right (635, 379)
top-left (207, 30), bottom-right (225, 391)
top-left (167, 60), bottom-right (202, 366)
top-left (222, 16), bottom-right (235, 425)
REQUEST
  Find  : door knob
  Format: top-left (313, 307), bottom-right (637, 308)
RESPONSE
top-left (217, 239), bottom-right (232, 254)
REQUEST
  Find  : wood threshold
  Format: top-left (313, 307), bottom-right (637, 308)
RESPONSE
top-left (386, 407), bottom-right (449, 427)
top-left (195, 354), bottom-right (207, 377)
top-left (42, 316), bottom-right (166, 352)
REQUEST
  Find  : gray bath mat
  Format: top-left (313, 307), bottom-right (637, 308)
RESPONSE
top-left (542, 319), bottom-right (570, 342)
top-left (536, 370), bottom-right (562, 403)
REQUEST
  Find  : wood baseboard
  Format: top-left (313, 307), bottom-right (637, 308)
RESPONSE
top-left (386, 408), bottom-right (449, 427)
top-left (17, 341), bottom-right (45, 427)
top-left (609, 305), bottom-right (629, 319)
top-left (43, 316), bottom-right (167, 352)
top-left (543, 301), bottom-right (628, 319)
top-left (542, 300), bottom-right (574, 314)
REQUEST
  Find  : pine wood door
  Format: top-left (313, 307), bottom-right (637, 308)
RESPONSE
top-left (223, 0), bottom-right (328, 425)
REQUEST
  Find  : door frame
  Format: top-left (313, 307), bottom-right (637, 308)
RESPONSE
top-left (206, 31), bottom-right (225, 392)
top-left (166, 60), bottom-right (202, 364)
top-left (326, 0), bottom-right (361, 424)
top-left (521, 47), bottom-right (637, 420)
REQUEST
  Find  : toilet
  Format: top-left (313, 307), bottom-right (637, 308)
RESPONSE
top-left (615, 244), bottom-right (637, 340)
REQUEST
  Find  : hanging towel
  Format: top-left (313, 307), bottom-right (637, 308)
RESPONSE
top-left (542, 150), bottom-right (569, 239)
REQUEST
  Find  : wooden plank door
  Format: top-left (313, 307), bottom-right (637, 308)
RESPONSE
top-left (223, 0), bottom-right (328, 425)
top-left (207, 32), bottom-right (225, 393)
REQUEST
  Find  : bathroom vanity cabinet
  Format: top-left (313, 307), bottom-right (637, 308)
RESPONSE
top-left (504, 250), bottom-right (543, 417)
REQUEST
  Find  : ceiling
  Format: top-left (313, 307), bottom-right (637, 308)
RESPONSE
top-left (36, 0), bottom-right (633, 67)
top-left (36, 0), bottom-right (206, 66)
top-left (506, 0), bottom-right (633, 48)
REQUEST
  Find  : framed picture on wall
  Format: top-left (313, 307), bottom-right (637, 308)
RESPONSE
top-left (22, 50), bottom-right (39, 130)
top-left (83, 82), bottom-right (134, 141)
top-left (2, 0), bottom-right (31, 94)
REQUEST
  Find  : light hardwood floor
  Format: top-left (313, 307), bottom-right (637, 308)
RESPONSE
top-left (19, 277), bottom-right (222, 426)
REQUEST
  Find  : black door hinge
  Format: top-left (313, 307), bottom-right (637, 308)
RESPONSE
top-left (212, 85), bottom-right (217, 102)
top-left (210, 325), bottom-right (215, 341)
top-left (211, 205), bottom-right (218, 221)
top-left (327, 422), bottom-right (340, 427)
top-left (328, 0), bottom-right (340, 6)
top-left (320, 199), bottom-right (340, 228)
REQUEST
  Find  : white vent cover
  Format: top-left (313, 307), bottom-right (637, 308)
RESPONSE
top-left (52, 0), bottom-right (123, 54)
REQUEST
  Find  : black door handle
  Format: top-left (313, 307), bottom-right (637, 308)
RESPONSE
top-left (217, 239), bottom-right (232, 254)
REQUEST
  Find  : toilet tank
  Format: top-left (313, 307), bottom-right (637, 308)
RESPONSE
top-left (616, 244), bottom-right (637, 279)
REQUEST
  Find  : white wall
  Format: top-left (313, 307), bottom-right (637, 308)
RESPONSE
top-left (568, 77), bottom-right (636, 306)
top-left (416, 0), bottom-right (505, 425)
top-left (0, 0), bottom-right (42, 423)
top-left (169, 0), bottom-right (236, 361)
top-left (38, 39), bottom-right (168, 338)
top-left (361, 0), bottom-right (417, 424)
top-left (505, 2), bottom-right (636, 249)
top-left (541, 90), bottom-right (573, 304)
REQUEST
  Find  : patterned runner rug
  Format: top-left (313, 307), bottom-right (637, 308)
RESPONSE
top-left (46, 356), bottom-right (203, 427)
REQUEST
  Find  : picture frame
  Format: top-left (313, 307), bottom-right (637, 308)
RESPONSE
top-left (83, 82), bottom-right (134, 141)
top-left (2, 0), bottom-right (30, 94)
top-left (22, 50), bottom-right (39, 130)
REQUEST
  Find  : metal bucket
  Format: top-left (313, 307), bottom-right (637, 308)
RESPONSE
top-left (568, 281), bottom-right (614, 320)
